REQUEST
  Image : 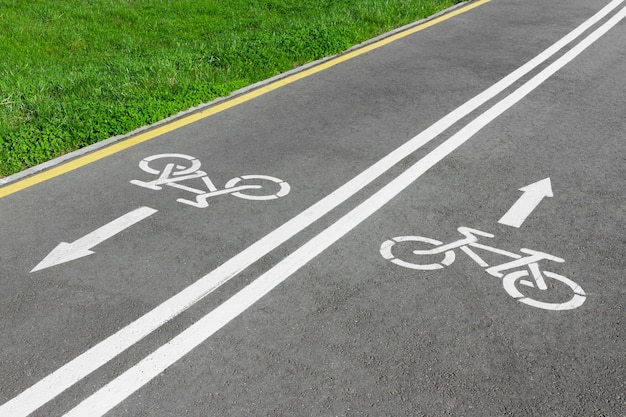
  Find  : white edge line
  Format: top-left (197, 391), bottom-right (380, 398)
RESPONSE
top-left (64, 5), bottom-right (626, 415)
top-left (1, 0), bottom-right (624, 415)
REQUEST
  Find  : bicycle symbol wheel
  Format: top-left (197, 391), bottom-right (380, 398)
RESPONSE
top-left (502, 270), bottom-right (586, 310)
top-left (380, 236), bottom-right (455, 270)
top-left (224, 175), bottom-right (291, 200)
top-left (137, 153), bottom-right (202, 176)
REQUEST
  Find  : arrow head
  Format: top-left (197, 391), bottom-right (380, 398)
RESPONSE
top-left (499, 177), bottom-right (554, 228)
top-left (31, 242), bottom-right (94, 273)
top-left (519, 177), bottom-right (553, 197)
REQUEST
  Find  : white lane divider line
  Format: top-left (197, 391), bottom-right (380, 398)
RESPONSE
top-left (1, 1), bottom-right (624, 415)
top-left (62, 5), bottom-right (626, 415)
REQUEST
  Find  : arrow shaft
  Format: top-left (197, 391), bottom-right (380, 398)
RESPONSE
top-left (31, 207), bottom-right (158, 272)
top-left (73, 207), bottom-right (157, 250)
top-left (499, 193), bottom-right (544, 228)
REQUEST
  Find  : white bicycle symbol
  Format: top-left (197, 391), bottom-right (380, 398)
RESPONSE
top-left (380, 227), bottom-right (586, 311)
top-left (130, 153), bottom-right (290, 208)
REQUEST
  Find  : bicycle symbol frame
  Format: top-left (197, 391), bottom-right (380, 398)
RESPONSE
top-left (380, 227), bottom-right (586, 311)
top-left (130, 153), bottom-right (290, 208)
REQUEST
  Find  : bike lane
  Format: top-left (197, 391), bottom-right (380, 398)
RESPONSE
top-left (312, 23), bottom-right (626, 413)
top-left (1, 2), bottom-right (502, 411)
top-left (104, 4), bottom-right (626, 415)
top-left (102, 3), bottom-right (626, 416)
top-left (1, 0), bottom-right (624, 415)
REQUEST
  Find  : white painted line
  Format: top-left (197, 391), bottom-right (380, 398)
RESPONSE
top-left (498, 178), bottom-right (553, 228)
top-left (64, 6), bottom-right (626, 414)
top-left (31, 207), bottom-right (158, 272)
top-left (2, 1), bottom-right (623, 414)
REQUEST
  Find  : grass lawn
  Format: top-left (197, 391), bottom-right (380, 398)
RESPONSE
top-left (0, 0), bottom-right (461, 176)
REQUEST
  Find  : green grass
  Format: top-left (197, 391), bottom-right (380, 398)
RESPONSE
top-left (0, 0), bottom-right (461, 176)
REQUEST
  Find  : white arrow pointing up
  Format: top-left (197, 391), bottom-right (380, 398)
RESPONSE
top-left (31, 207), bottom-right (157, 272)
top-left (498, 178), bottom-right (553, 228)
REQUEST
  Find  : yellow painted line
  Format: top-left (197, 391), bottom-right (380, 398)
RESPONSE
top-left (0, 0), bottom-right (490, 199)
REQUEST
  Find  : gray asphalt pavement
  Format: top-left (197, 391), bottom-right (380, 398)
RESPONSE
top-left (1, 0), bottom-right (625, 415)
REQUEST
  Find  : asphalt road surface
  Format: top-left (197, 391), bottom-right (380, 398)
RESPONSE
top-left (1, 0), bottom-right (625, 415)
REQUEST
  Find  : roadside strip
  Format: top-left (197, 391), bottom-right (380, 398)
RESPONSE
top-left (3, 0), bottom-right (625, 415)
top-left (0, 0), bottom-right (489, 198)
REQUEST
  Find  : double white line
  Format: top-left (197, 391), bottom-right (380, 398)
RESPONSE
top-left (4, 0), bottom-right (626, 415)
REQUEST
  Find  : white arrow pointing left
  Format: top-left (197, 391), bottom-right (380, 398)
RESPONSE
top-left (31, 207), bottom-right (157, 272)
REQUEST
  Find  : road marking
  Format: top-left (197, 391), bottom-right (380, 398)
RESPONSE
top-left (503, 270), bottom-right (586, 311)
top-left (380, 236), bottom-right (455, 270)
top-left (2, 0), bottom-right (623, 414)
top-left (498, 178), bottom-right (553, 228)
top-left (31, 207), bottom-right (157, 272)
top-left (63, 6), bottom-right (625, 414)
top-left (379, 227), bottom-right (583, 310)
top-left (130, 153), bottom-right (291, 208)
top-left (0, 0), bottom-right (490, 200)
